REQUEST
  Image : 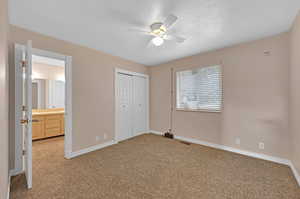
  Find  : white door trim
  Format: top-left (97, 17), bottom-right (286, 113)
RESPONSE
top-left (64, 56), bottom-right (73, 159)
top-left (13, 44), bottom-right (73, 175)
top-left (33, 47), bottom-right (73, 159)
top-left (114, 68), bottom-right (149, 142)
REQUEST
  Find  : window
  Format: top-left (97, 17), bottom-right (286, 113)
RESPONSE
top-left (176, 65), bottom-right (222, 112)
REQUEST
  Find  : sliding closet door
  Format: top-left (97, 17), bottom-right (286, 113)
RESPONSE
top-left (133, 76), bottom-right (148, 136)
top-left (116, 73), bottom-right (133, 141)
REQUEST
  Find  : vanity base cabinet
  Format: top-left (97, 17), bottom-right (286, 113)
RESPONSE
top-left (32, 113), bottom-right (64, 140)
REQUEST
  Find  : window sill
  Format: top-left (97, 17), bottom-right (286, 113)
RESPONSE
top-left (176, 108), bottom-right (221, 113)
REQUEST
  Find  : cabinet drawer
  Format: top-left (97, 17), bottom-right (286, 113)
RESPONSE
top-left (46, 115), bottom-right (61, 120)
top-left (32, 115), bottom-right (45, 122)
top-left (45, 128), bottom-right (61, 137)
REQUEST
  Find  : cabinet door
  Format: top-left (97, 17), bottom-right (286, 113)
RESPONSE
top-left (45, 128), bottom-right (61, 137)
top-left (45, 115), bottom-right (62, 137)
top-left (32, 116), bottom-right (45, 140)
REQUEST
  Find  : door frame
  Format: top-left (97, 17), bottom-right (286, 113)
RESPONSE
top-left (114, 68), bottom-right (149, 142)
top-left (14, 44), bottom-right (73, 176)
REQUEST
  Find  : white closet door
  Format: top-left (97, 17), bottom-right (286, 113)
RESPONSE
top-left (133, 76), bottom-right (147, 136)
top-left (117, 73), bottom-right (133, 141)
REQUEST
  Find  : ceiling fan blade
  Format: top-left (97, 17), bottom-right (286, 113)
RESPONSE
top-left (164, 35), bottom-right (186, 43)
top-left (163, 14), bottom-right (178, 28)
top-left (128, 28), bottom-right (150, 35)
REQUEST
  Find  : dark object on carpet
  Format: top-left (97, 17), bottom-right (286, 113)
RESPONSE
top-left (163, 132), bottom-right (174, 139)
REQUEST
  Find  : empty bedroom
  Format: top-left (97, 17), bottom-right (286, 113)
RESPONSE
top-left (0, 0), bottom-right (300, 199)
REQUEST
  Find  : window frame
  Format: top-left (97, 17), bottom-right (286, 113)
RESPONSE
top-left (175, 65), bottom-right (223, 113)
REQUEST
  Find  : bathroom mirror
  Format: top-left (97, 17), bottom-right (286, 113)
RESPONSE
top-left (32, 79), bottom-right (65, 110)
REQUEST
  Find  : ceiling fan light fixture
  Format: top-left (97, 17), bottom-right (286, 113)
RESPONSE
top-left (152, 36), bottom-right (164, 46)
top-left (129, 14), bottom-right (185, 46)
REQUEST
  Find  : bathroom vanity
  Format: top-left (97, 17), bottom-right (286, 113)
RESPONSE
top-left (32, 108), bottom-right (64, 140)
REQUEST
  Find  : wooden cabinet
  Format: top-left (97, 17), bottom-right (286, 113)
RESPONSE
top-left (61, 114), bottom-right (65, 134)
top-left (32, 116), bottom-right (45, 140)
top-left (32, 112), bottom-right (64, 140)
top-left (45, 115), bottom-right (62, 137)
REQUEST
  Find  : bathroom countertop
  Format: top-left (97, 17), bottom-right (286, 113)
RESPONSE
top-left (32, 109), bottom-right (65, 116)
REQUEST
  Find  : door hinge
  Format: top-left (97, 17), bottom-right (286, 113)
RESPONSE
top-left (22, 150), bottom-right (26, 155)
top-left (22, 105), bottom-right (27, 111)
top-left (21, 60), bottom-right (26, 68)
top-left (20, 119), bottom-right (29, 125)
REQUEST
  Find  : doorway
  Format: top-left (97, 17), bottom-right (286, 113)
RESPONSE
top-left (14, 42), bottom-right (72, 188)
top-left (115, 69), bottom-right (149, 142)
top-left (31, 55), bottom-right (66, 140)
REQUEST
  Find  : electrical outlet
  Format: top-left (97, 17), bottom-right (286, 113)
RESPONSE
top-left (264, 50), bottom-right (271, 56)
top-left (103, 133), bottom-right (107, 140)
top-left (259, 142), bottom-right (265, 150)
top-left (235, 138), bottom-right (241, 145)
top-left (96, 136), bottom-right (100, 141)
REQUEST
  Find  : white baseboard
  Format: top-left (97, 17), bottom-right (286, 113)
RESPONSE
top-left (289, 161), bottom-right (300, 186)
top-left (69, 132), bottom-right (154, 159)
top-left (150, 130), bottom-right (299, 186)
top-left (68, 140), bottom-right (117, 159)
top-left (175, 135), bottom-right (290, 166)
top-left (149, 130), bottom-right (164, 135)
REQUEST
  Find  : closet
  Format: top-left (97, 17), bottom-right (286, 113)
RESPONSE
top-left (116, 71), bottom-right (148, 142)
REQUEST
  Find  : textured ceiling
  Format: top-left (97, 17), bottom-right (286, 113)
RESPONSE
top-left (9, 0), bottom-right (300, 66)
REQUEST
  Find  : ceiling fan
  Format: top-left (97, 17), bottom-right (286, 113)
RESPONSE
top-left (130, 14), bottom-right (186, 46)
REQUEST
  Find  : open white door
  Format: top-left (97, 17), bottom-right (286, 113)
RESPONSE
top-left (21, 41), bottom-right (33, 189)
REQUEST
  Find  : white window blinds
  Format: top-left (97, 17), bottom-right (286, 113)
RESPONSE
top-left (176, 65), bottom-right (222, 111)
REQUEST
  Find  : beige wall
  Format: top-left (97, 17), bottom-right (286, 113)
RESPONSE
top-left (33, 62), bottom-right (65, 81)
top-left (7, 13), bottom-right (299, 181)
top-left (289, 11), bottom-right (300, 175)
top-left (0, 0), bottom-right (9, 198)
top-left (150, 33), bottom-right (290, 159)
top-left (9, 25), bottom-right (148, 170)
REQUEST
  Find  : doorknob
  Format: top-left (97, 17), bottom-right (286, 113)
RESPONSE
top-left (20, 119), bottom-right (29, 124)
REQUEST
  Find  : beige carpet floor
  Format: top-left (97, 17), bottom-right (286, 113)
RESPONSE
top-left (10, 134), bottom-right (300, 199)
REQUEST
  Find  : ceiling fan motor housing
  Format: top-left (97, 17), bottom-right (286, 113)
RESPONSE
top-left (150, 22), bottom-right (167, 37)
